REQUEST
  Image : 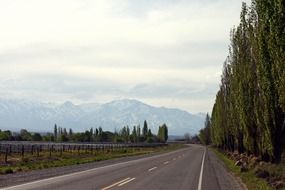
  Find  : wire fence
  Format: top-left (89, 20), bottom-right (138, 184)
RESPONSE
top-left (0, 141), bottom-right (167, 163)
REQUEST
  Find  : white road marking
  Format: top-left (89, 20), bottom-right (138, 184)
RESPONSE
top-left (118, 178), bottom-right (136, 187)
top-left (173, 158), bottom-right (176, 161)
top-left (148, 166), bottom-right (158, 172)
top-left (163, 161), bottom-right (169, 164)
top-left (0, 148), bottom-right (186, 190)
top-left (101, 178), bottom-right (130, 190)
top-left (198, 148), bottom-right (206, 190)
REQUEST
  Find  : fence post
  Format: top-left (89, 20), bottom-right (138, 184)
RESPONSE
top-left (31, 145), bottom-right (34, 155)
top-left (21, 145), bottom-right (24, 158)
top-left (5, 147), bottom-right (8, 163)
top-left (49, 146), bottom-right (52, 158)
top-left (37, 146), bottom-right (40, 157)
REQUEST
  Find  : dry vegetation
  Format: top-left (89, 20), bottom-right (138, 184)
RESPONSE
top-left (0, 143), bottom-right (185, 175)
top-left (213, 148), bottom-right (285, 190)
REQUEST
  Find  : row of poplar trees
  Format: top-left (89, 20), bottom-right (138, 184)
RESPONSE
top-left (210, 0), bottom-right (285, 163)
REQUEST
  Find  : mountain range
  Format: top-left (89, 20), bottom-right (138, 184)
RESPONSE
top-left (0, 99), bottom-right (205, 135)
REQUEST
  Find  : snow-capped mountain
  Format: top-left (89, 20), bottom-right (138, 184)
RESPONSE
top-left (0, 99), bottom-right (205, 135)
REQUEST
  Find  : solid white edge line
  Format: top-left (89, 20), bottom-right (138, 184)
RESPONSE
top-left (101, 177), bottom-right (131, 190)
top-left (117, 178), bottom-right (136, 187)
top-left (148, 167), bottom-right (157, 172)
top-left (198, 148), bottom-right (206, 190)
top-left (0, 148), bottom-right (187, 190)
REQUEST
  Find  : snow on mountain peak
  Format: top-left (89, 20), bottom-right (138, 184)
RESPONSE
top-left (0, 99), bottom-right (205, 135)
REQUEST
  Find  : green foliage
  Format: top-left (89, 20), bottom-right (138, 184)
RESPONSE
top-left (157, 124), bottom-right (168, 143)
top-left (54, 124), bottom-right (57, 142)
top-left (204, 0), bottom-right (285, 163)
top-left (4, 168), bottom-right (13, 174)
top-left (0, 130), bottom-right (12, 141)
top-left (20, 129), bottom-right (32, 141)
top-left (143, 120), bottom-right (148, 139)
top-left (199, 113), bottom-right (211, 145)
top-left (131, 126), bottom-right (138, 143)
top-left (42, 133), bottom-right (54, 142)
top-left (31, 133), bottom-right (42, 141)
top-left (1, 120), bottom-right (169, 144)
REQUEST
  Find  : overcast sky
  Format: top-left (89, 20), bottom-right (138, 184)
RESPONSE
top-left (0, 0), bottom-right (251, 113)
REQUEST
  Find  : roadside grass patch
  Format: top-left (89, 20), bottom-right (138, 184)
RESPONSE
top-left (211, 148), bottom-right (273, 190)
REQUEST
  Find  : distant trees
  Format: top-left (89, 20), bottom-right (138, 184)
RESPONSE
top-left (184, 133), bottom-right (191, 143)
top-left (54, 124), bottom-right (57, 141)
top-left (42, 133), bottom-right (54, 142)
top-left (0, 129), bottom-right (43, 141)
top-left (31, 133), bottom-right (42, 141)
top-left (143, 120), bottom-right (148, 139)
top-left (0, 120), bottom-right (169, 144)
top-left (199, 114), bottom-right (211, 145)
top-left (20, 129), bottom-right (32, 141)
top-left (145, 129), bottom-right (153, 142)
top-left (120, 126), bottom-right (130, 143)
top-left (0, 130), bottom-right (13, 141)
top-left (137, 125), bottom-right (141, 140)
top-left (68, 128), bottom-right (73, 138)
top-left (131, 126), bottom-right (138, 143)
top-left (157, 124), bottom-right (168, 143)
top-left (200, 1), bottom-right (285, 163)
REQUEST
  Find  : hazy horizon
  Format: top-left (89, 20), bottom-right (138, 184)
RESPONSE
top-left (0, 0), bottom-right (250, 113)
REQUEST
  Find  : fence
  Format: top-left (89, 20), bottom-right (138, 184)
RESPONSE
top-left (0, 141), bottom-right (167, 163)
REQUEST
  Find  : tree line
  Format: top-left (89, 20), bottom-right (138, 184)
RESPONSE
top-left (199, 0), bottom-right (285, 163)
top-left (0, 120), bottom-right (168, 143)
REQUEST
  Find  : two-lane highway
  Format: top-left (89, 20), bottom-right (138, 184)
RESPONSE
top-left (1, 145), bottom-right (243, 190)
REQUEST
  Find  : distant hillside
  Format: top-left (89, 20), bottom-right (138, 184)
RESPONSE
top-left (0, 99), bottom-right (205, 135)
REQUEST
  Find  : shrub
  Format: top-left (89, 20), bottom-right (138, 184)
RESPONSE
top-left (4, 168), bottom-right (13, 174)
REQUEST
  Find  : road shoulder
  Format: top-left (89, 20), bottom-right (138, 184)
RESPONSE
top-left (204, 148), bottom-right (246, 190)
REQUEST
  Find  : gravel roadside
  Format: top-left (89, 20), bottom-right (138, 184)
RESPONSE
top-left (205, 149), bottom-right (247, 190)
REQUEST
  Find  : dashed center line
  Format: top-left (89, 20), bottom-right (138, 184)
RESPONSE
top-left (118, 178), bottom-right (136, 187)
top-left (101, 177), bottom-right (130, 190)
top-left (148, 167), bottom-right (158, 172)
top-left (164, 161), bottom-right (169, 164)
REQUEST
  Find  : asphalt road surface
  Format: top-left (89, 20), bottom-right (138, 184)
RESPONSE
top-left (1, 145), bottom-right (243, 190)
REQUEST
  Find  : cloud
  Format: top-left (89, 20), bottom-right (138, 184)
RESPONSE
top-left (0, 0), bottom-right (251, 112)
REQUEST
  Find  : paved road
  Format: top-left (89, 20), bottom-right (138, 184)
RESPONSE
top-left (0, 145), bottom-right (243, 190)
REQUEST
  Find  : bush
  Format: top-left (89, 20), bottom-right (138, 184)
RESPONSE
top-left (22, 157), bottom-right (29, 163)
top-left (4, 168), bottom-right (13, 174)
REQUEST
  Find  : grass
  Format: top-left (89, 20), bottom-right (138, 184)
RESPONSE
top-left (0, 144), bottom-right (185, 175)
top-left (211, 148), bottom-right (273, 190)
